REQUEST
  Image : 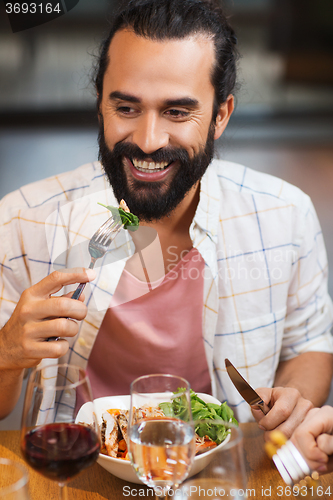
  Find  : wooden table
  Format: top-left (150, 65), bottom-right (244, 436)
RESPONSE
top-left (1, 424), bottom-right (333, 499)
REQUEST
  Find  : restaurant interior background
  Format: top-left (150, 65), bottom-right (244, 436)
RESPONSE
top-left (0, 0), bottom-right (333, 429)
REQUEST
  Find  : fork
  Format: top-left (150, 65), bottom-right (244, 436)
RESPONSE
top-left (46, 215), bottom-right (123, 342)
top-left (71, 215), bottom-right (123, 300)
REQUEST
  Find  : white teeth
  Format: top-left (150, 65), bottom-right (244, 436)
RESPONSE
top-left (132, 159), bottom-right (169, 172)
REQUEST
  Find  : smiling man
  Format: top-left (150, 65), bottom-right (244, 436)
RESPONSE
top-left (97, 29), bottom-right (230, 223)
top-left (0, 0), bottom-right (332, 438)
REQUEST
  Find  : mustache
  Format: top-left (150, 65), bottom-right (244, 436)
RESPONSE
top-left (109, 141), bottom-right (191, 164)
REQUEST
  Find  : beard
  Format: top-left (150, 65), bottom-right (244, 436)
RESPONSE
top-left (98, 120), bottom-right (215, 221)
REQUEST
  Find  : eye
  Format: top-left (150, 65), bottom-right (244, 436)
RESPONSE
top-left (116, 106), bottom-right (139, 116)
top-left (165, 109), bottom-right (190, 119)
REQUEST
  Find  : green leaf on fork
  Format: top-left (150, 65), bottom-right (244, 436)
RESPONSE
top-left (98, 203), bottom-right (140, 231)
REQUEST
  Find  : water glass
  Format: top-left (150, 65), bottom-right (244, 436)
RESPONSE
top-left (0, 458), bottom-right (30, 500)
top-left (178, 420), bottom-right (247, 499)
top-left (128, 374), bottom-right (195, 500)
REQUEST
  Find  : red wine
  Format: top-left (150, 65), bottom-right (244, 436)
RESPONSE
top-left (21, 423), bottom-right (100, 482)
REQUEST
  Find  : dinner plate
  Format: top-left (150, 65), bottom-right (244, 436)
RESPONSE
top-left (77, 393), bottom-right (231, 484)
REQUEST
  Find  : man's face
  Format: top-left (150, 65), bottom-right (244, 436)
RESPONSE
top-left (99, 30), bottom-right (223, 221)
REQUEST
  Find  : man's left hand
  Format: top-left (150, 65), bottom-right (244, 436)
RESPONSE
top-left (251, 386), bottom-right (313, 439)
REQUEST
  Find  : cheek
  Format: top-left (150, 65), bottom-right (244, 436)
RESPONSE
top-left (102, 112), bottom-right (131, 147)
top-left (170, 122), bottom-right (211, 156)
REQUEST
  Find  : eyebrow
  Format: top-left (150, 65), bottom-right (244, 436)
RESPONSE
top-left (164, 97), bottom-right (199, 108)
top-left (109, 91), bottom-right (141, 103)
top-left (109, 91), bottom-right (199, 108)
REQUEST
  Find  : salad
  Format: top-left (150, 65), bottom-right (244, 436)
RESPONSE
top-left (100, 391), bottom-right (237, 460)
top-left (98, 199), bottom-right (139, 231)
top-left (160, 389), bottom-right (238, 452)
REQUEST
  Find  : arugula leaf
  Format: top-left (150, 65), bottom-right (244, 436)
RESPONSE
top-left (98, 203), bottom-right (140, 231)
top-left (159, 402), bottom-right (175, 418)
top-left (159, 389), bottom-right (238, 447)
top-left (159, 389), bottom-right (191, 421)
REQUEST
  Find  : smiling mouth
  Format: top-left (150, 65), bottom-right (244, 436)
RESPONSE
top-left (132, 158), bottom-right (171, 173)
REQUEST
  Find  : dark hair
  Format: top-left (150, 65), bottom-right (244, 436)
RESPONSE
top-left (94, 0), bottom-right (238, 119)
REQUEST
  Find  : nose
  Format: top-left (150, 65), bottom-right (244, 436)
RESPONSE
top-left (132, 112), bottom-right (169, 154)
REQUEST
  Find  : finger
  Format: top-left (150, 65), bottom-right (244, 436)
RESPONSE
top-left (317, 434), bottom-right (333, 456)
top-left (302, 407), bottom-right (322, 422)
top-left (251, 407), bottom-right (268, 424)
top-left (22, 297), bottom-right (87, 322)
top-left (289, 408), bottom-right (329, 468)
top-left (62, 291), bottom-right (85, 302)
top-left (294, 441), bottom-right (328, 472)
top-left (255, 396), bottom-right (298, 432)
top-left (25, 317), bottom-right (80, 341)
top-left (301, 455), bottom-right (328, 473)
top-left (271, 398), bottom-right (313, 438)
top-left (23, 338), bottom-right (70, 361)
top-left (290, 406), bottom-right (333, 453)
top-left (43, 296), bottom-right (87, 321)
top-left (29, 268), bottom-right (96, 298)
top-left (304, 406), bottom-right (333, 438)
top-left (253, 387), bottom-right (313, 437)
top-left (250, 387), bottom-right (272, 423)
top-left (291, 429), bottom-right (326, 466)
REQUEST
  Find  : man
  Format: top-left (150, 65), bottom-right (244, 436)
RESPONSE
top-left (0, 0), bottom-right (332, 437)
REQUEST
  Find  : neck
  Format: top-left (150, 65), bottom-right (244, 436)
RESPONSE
top-left (126, 182), bottom-right (200, 280)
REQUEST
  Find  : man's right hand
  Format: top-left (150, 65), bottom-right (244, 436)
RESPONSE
top-left (0, 268), bottom-right (96, 370)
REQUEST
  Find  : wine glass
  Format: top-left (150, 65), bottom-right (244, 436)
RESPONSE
top-left (0, 458), bottom-right (30, 500)
top-left (178, 419), bottom-right (247, 499)
top-left (128, 374), bottom-right (195, 500)
top-left (20, 363), bottom-right (100, 500)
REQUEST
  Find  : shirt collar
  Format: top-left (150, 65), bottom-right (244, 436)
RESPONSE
top-left (192, 160), bottom-right (221, 244)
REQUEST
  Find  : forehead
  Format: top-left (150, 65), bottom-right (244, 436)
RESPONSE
top-left (103, 29), bottom-right (216, 102)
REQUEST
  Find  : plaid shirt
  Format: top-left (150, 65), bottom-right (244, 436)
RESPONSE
top-left (1, 160), bottom-right (332, 422)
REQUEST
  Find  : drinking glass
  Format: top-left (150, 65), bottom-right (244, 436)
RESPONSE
top-left (128, 374), bottom-right (195, 500)
top-left (0, 458), bottom-right (30, 500)
top-left (20, 363), bottom-right (100, 500)
top-left (178, 420), bottom-right (247, 499)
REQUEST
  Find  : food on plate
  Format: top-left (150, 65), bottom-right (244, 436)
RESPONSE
top-left (160, 389), bottom-right (238, 453)
top-left (100, 391), bottom-right (237, 461)
top-left (101, 411), bottom-right (120, 458)
top-left (98, 199), bottom-right (140, 231)
top-left (100, 406), bottom-right (164, 460)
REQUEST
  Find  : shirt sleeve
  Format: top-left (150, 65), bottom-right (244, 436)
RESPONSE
top-left (0, 226), bottom-right (23, 328)
top-left (281, 197), bottom-right (333, 360)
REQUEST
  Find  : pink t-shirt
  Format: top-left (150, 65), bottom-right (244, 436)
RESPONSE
top-left (87, 248), bottom-right (211, 396)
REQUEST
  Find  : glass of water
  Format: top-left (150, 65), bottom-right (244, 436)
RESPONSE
top-left (0, 458), bottom-right (30, 500)
top-left (178, 420), bottom-right (247, 499)
top-left (128, 374), bottom-right (195, 500)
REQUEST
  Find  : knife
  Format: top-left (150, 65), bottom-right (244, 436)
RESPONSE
top-left (225, 358), bottom-right (270, 415)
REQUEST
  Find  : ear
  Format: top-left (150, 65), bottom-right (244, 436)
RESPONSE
top-left (214, 94), bottom-right (234, 140)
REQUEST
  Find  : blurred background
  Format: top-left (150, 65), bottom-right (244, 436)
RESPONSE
top-left (0, 0), bottom-right (333, 428)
